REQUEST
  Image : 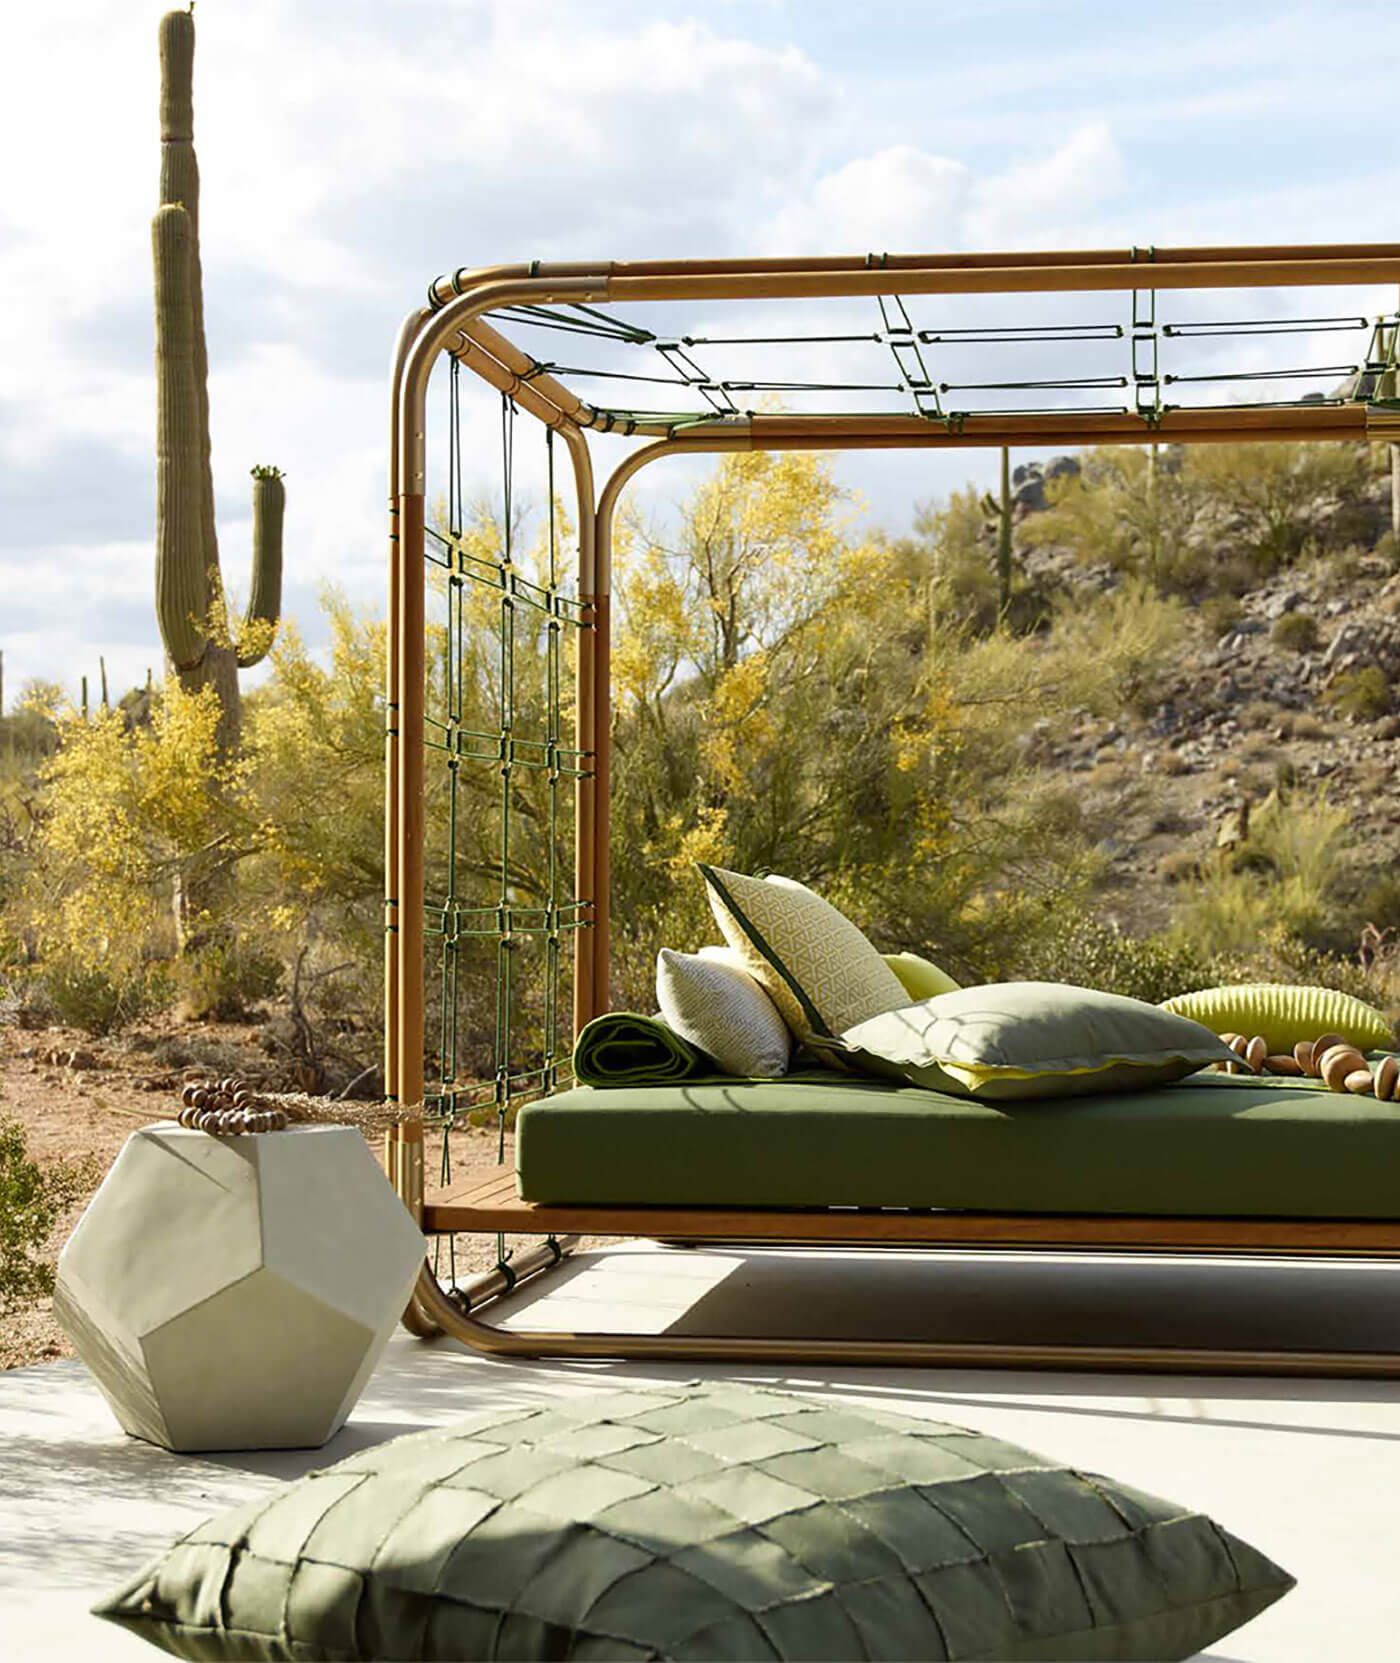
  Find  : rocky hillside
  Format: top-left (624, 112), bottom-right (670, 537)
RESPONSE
top-left (1005, 453), bottom-right (1400, 944)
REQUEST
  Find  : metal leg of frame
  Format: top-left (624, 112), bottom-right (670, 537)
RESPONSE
top-left (408, 1242), bottom-right (1400, 1378)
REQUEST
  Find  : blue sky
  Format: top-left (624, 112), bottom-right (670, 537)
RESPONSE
top-left (4, 0), bottom-right (1398, 702)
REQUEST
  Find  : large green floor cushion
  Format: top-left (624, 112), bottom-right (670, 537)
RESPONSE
top-left (97, 1383), bottom-right (1292, 1661)
top-left (516, 1071), bottom-right (1400, 1218)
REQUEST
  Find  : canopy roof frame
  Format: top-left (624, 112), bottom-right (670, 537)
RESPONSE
top-left (384, 244), bottom-right (1400, 1356)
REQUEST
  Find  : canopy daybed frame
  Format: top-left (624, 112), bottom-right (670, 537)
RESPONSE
top-left (384, 244), bottom-right (1400, 1374)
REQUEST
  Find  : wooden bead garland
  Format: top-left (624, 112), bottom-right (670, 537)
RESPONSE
top-left (177, 1077), bottom-right (288, 1135)
top-left (1216, 1033), bottom-right (1400, 1100)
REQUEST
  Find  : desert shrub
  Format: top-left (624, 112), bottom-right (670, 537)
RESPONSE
top-left (1288, 712), bottom-right (1326, 740)
top-left (0, 1118), bottom-right (97, 1309)
top-left (1050, 579), bottom-right (1189, 717)
top-left (1085, 759), bottom-right (1134, 793)
top-left (1225, 933), bottom-right (1393, 1015)
top-left (1158, 849), bottom-right (1200, 885)
top-left (178, 936), bottom-right (283, 1022)
top-left (1016, 445), bottom-right (1208, 594)
top-left (1199, 595), bottom-right (1244, 640)
top-left (1271, 612), bottom-right (1320, 653)
top-left (1020, 913), bottom-right (1225, 1005)
top-left (1175, 791), bottom-right (1354, 958)
top-left (1360, 873), bottom-right (1400, 933)
top-left (1279, 945), bottom-right (1391, 1012)
top-left (918, 488), bottom-right (1003, 634)
top-left (1174, 866), bottom-right (1278, 958)
top-left (1238, 701), bottom-right (1278, 731)
top-left (1373, 529), bottom-right (1400, 570)
top-left (1186, 442), bottom-right (1378, 576)
top-left (29, 687), bottom-right (243, 980)
top-left (37, 955), bottom-right (172, 1036)
top-left (1326, 665), bottom-right (1392, 721)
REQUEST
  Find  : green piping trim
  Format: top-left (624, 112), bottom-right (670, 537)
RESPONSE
top-left (697, 864), bottom-right (833, 1039)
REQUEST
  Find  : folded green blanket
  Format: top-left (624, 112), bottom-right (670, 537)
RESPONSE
top-left (572, 1011), bottom-right (712, 1087)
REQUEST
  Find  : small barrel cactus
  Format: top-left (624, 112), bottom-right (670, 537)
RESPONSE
top-left (153, 8), bottom-right (283, 749)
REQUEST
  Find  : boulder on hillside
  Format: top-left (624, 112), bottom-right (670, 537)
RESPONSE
top-left (1010, 454), bottom-right (1081, 516)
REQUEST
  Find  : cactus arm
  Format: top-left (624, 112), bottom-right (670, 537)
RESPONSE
top-left (152, 203), bottom-right (209, 672)
top-left (236, 467), bottom-right (285, 668)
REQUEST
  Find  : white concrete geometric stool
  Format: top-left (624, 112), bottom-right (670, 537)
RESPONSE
top-left (53, 1123), bottom-right (425, 1452)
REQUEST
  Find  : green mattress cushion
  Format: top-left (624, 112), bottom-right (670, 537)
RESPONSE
top-left (95, 1383), bottom-right (1292, 1661)
top-left (516, 1070), bottom-right (1400, 1217)
top-left (839, 982), bottom-right (1236, 1101)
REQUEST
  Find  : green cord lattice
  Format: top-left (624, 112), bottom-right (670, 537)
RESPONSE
top-left (420, 368), bottom-right (591, 1214)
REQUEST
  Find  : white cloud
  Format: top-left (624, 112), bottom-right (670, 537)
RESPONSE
top-left (967, 121), bottom-right (1124, 243)
top-left (761, 123), bottom-right (1126, 259)
top-left (766, 146), bottom-right (970, 256)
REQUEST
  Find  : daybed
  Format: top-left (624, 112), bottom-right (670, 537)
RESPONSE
top-left (383, 241), bottom-right (1400, 1373)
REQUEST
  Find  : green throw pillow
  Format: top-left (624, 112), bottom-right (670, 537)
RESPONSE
top-left (841, 981), bottom-right (1237, 1100)
top-left (96, 1383), bottom-right (1291, 1661)
top-left (1161, 982), bottom-right (1395, 1054)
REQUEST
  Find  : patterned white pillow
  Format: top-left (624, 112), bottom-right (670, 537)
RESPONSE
top-left (655, 946), bottom-right (792, 1078)
top-left (697, 864), bottom-right (909, 1042)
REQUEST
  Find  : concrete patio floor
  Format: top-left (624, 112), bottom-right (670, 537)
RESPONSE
top-left (6, 1241), bottom-right (1400, 1660)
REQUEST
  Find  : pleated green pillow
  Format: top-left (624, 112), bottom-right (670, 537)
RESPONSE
top-left (1161, 983), bottom-right (1395, 1054)
top-left (96, 1383), bottom-right (1293, 1661)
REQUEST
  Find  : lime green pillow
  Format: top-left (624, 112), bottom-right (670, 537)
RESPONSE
top-left (841, 981), bottom-right (1236, 1100)
top-left (881, 950), bottom-right (961, 1000)
top-left (1161, 983), bottom-right (1395, 1054)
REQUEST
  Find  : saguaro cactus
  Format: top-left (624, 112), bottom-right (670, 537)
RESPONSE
top-left (154, 8), bottom-right (282, 753)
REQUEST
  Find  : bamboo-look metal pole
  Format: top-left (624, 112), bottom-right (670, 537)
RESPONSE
top-left (558, 424), bottom-right (601, 1034)
top-left (595, 241), bottom-right (1400, 277)
top-left (394, 491), bottom-right (426, 1160)
top-left (449, 332), bottom-right (584, 436)
top-left (426, 245), bottom-right (1400, 301)
top-left (386, 275), bottom-right (611, 1336)
top-left (579, 402), bottom-right (1378, 451)
top-left (606, 256), bottom-right (1400, 304)
top-left (580, 403), bottom-right (1372, 458)
top-left (385, 309), bottom-right (428, 1120)
top-left (459, 315), bottom-right (599, 430)
top-left (383, 307), bottom-right (442, 1338)
top-left (401, 1253), bottom-right (1400, 1376)
top-left (427, 260), bottom-right (621, 312)
top-left (589, 585), bottom-right (611, 1013)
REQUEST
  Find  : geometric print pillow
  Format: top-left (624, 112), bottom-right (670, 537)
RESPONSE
top-left (698, 865), bottom-right (909, 1043)
top-left (95, 1383), bottom-right (1293, 1661)
top-left (656, 947), bottom-right (793, 1078)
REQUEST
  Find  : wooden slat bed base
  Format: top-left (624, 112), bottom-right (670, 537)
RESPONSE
top-left (423, 1175), bottom-right (1400, 1256)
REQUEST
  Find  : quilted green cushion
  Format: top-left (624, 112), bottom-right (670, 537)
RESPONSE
top-left (1161, 982), bottom-right (1395, 1054)
top-left (96, 1384), bottom-right (1292, 1661)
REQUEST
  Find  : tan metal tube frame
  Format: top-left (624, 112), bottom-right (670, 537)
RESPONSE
top-left (386, 246), bottom-right (1400, 1370)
